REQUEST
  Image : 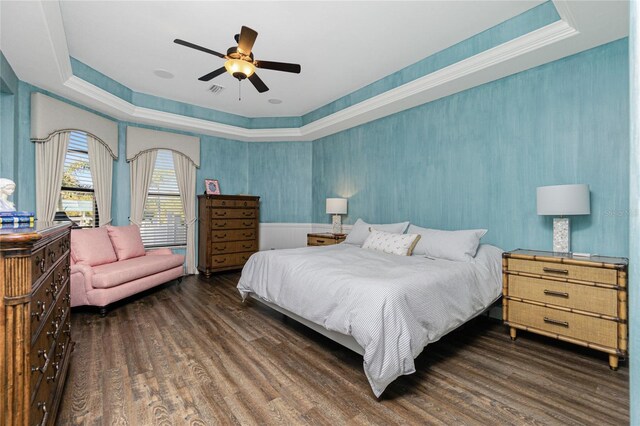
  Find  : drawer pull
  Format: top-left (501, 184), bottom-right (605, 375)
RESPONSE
top-left (242, 211), bottom-right (252, 217)
top-left (242, 244), bottom-right (252, 249)
top-left (214, 258), bottom-right (227, 264)
top-left (543, 317), bottom-right (569, 327)
top-left (31, 301), bottom-right (46, 321)
top-left (215, 233), bottom-right (227, 239)
top-left (37, 402), bottom-right (49, 426)
top-left (243, 222), bottom-right (253, 227)
top-left (32, 351), bottom-right (49, 374)
top-left (243, 233), bottom-right (253, 238)
top-left (214, 246), bottom-right (227, 251)
top-left (49, 251), bottom-right (56, 262)
top-left (543, 290), bottom-right (569, 298)
top-left (316, 239), bottom-right (326, 244)
top-left (543, 267), bottom-right (569, 275)
top-left (214, 211), bottom-right (228, 217)
top-left (216, 222), bottom-right (227, 227)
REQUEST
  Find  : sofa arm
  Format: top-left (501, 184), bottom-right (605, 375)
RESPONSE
top-left (146, 248), bottom-right (173, 256)
top-left (71, 263), bottom-right (95, 292)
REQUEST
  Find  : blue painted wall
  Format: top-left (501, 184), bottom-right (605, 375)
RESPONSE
top-left (312, 39), bottom-right (629, 257)
top-left (248, 142), bottom-right (312, 222)
top-left (1, 51), bottom-right (20, 199)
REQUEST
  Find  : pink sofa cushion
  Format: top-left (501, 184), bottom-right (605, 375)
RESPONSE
top-left (91, 253), bottom-right (185, 289)
top-left (106, 225), bottom-right (146, 260)
top-left (71, 228), bottom-right (118, 266)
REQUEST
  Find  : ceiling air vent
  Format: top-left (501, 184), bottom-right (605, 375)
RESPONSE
top-left (208, 84), bottom-right (225, 94)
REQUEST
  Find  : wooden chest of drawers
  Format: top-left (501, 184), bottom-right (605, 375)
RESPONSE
top-left (502, 249), bottom-right (628, 369)
top-left (197, 195), bottom-right (260, 277)
top-left (1, 222), bottom-right (73, 425)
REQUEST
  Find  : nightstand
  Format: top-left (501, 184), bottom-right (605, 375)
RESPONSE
top-left (502, 249), bottom-right (628, 370)
top-left (307, 233), bottom-right (346, 246)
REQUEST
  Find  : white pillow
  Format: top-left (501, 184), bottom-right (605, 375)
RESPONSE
top-left (362, 229), bottom-right (421, 256)
top-left (343, 219), bottom-right (410, 246)
top-left (407, 224), bottom-right (487, 261)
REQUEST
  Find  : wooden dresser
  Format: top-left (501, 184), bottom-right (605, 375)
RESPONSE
top-left (502, 249), bottom-right (628, 370)
top-left (1, 222), bottom-right (73, 425)
top-left (197, 195), bottom-right (260, 277)
top-left (307, 233), bottom-right (346, 246)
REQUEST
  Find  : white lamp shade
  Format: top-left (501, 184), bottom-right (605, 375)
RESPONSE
top-left (536, 184), bottom-right (590, 215)
top-left (326, 198), bottom-right (347, 215)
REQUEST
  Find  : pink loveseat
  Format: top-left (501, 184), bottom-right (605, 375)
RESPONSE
top-left (70, 225), bottom-right (184, 315)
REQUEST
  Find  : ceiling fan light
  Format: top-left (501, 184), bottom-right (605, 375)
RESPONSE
top-left (224, 59), bottom-right (255, 79)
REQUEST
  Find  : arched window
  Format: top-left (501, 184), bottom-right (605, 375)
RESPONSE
top-left (140, 149), bottom-right (186, 247)
top-left (58, 131), bottom-right (99, 227)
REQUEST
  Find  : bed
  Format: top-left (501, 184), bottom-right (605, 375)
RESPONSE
top-left (237, 243), bottom-right (503, 397)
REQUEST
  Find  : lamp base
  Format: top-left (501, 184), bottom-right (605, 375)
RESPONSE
top-left (553, 217), bottom-right (570, 253)
top-left (332, 214), bottom-right (342, 234)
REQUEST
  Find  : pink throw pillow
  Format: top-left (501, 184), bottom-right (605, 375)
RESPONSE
top-left (106, 225), bottom-right (146, 260)
top-left (71, 227), bottom-right (118, 267)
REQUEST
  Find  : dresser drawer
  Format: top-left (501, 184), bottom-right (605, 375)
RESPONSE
top-left (32, 247), bottom-right (48, 283)
top-left (30, 274), bottom-right (55, 336)
top-left (30, 366), bottom-right (54, 426)
top-left (211, 229), bottom-right (257, 242)
top-left (210, 219), bottom-right (257, 230)
top-left (210, 240), bottom-right (257, 254)
top-left (210, 208), bottom-right (256, 219)
top-left (508, 300), bottom-right (617, 349)
top-left (210, 252), bottom-right (254, 269)
top-left (209, 199), bottom-right (258, 208)
top-left (308, 235), bottom-right (340, 246)
top-left (507, 258), bottom-right (617, 285)
top-left (508, 275), bottom-right (618, 317)
top-left (47, 235), bottom-right (70, 269)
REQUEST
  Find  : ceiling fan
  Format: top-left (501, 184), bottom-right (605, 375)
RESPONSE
top-left (174, 26), bottom-right (301, 94)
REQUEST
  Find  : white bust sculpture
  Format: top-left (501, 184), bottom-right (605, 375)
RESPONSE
top-left (0, 178), bottom-right (17, 212)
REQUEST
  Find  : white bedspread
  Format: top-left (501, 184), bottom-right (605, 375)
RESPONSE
top-left (237, 243), bottom-right (503, 397)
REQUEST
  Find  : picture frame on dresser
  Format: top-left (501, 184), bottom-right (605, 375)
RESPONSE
top-left (204, 179), bottom-right (221, 195)
top-left (502, 249), bottom-right (628, 370)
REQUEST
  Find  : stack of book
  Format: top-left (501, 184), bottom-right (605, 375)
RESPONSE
top-left (0, 211), bottom-right (35, 229)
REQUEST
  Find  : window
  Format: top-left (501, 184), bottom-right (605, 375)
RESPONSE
top-left (140, 150), bottom-right (186, 247)
top-left (59, 131), bottom-right (98, 227)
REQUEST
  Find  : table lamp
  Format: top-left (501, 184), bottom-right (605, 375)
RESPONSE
top-left (536, 184), bottom-right (590, 253)
top-left (326, 198), bottom-right (347, 234)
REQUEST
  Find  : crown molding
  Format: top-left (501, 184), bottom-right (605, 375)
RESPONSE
top-left (28, 0), bottom-right (624, 143)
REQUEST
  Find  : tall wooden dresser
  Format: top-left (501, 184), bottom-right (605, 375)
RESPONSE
top-left (197, 195), bottom-right (260, 277)
top-left (503, 249), bottom-right (628, 370)
top-left (1, 222), bottom-right (73, 425)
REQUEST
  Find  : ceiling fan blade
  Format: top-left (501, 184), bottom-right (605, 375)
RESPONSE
top-left (248, 73), bottom-right (269, 93)
top-left (255, 60), bottom-right (301, 74)
top-left (237, 26), bottom-right (258, 55)
top-left (198, 67), bottom-right (226, 81)
top-left (174, 39), bottom-right (226, 59)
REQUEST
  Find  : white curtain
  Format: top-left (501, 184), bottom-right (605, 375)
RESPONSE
top-left (129, 150), bottom-right (157, 226)
top-left (35, 132), bottom-right (70, 221)
top-left (173, 152), bottom-right (197, 275)
top-left (87, 135), bottom-right (114, 226)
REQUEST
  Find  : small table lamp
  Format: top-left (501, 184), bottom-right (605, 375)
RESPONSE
top-left (326, 198), bottom-right (347, 234)
top-left (536, 184), bottom-right (590, 253)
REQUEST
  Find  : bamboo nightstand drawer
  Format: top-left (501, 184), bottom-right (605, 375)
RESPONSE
top-left (508, 275), bottom-right (618, 317)
top-left (508, 300), bottom-right (617, 349)
top-left (507, 258), bottom-right (617, 285)
top-left (307, 233), bottom-right (346, 246)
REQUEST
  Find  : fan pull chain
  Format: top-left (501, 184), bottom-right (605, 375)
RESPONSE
top-left (238, 81), bottom-right (242, 101)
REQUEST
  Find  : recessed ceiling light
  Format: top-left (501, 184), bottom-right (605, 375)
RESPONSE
top-left (154, 69), bottom-right (174, 79)
top-left (268, 98), bottom-right (283, 104)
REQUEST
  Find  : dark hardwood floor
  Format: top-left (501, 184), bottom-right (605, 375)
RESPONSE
top-left (57, 273), bottom-right (629, 425)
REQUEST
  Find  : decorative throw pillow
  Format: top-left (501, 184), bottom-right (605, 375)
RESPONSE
top-left (106, 225), bottom-right (146, 260)
top-left (408, 224), bottom-right (487, 261)
top-left (343, 219), bottom-right (410, 246)
top-left (71, 227), bottom-right (118, 266)
top-left (362, 229), bottom-right (421, 256)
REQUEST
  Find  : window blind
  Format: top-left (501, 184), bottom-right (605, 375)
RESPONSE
top-left (140, 150), bottom-right (186, 247)
top-left (59, 131), bottom-right (99, 227)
